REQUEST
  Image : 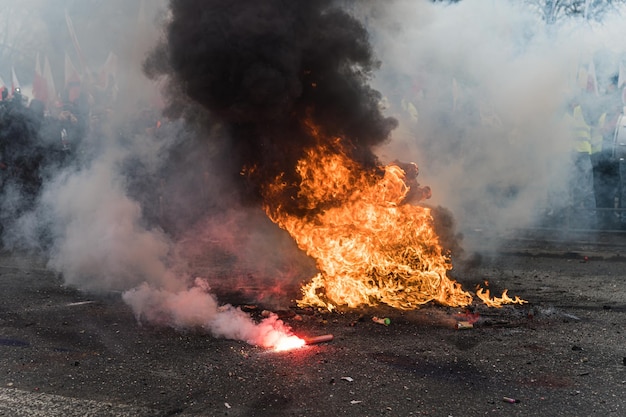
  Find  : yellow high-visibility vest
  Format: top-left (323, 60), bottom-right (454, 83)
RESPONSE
top-left (590, 112), bottom-right (606, 154)
top-left (564, 105), bottom-right (592, 154)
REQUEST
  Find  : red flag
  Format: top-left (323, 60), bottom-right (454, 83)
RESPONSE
top-left (65, 52), bottom-right (81, 86)
top-left (65, 52), bottom-right (81, 103)
top-left (586, 60), bottom-right (599, 96)
top-left (97, 52), bottom-right (118, 89)
top-left (96, 52), bottom-right (119, 103)
top-left (43, 56), bottom-right (57, 106)
top-left (32, 53), bottom-right (48, 103)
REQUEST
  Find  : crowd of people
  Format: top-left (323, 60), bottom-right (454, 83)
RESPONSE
top-left (563, 73), bottom-right (626, 229)
top-left (0, 73), bottom-right (170, 240)
top-left (3, 66), bottom-right (626, 239)
top-left (392, 67), bottom-right (626, 231)
top-left (0, 91), bottom-right (76, 208)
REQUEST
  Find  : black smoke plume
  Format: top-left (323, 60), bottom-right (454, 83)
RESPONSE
top-left (145, 0), bottom-right (397, 215)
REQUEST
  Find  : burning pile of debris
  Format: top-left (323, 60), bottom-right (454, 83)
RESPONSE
top-left (121, 0), bottom-right (531, 350)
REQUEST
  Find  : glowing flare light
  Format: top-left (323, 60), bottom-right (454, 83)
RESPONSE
top-left (271, 334), bottom-right (306, 352)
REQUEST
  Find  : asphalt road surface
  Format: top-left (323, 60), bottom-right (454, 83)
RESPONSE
top-left (1, 244), bottom-right (625, 416)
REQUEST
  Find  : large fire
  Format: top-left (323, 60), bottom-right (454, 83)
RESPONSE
top-left (262, 124), bottom-right (525, 311)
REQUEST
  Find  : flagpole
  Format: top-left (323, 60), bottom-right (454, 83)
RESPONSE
top-left (65, 9), bottom-right (88, 75)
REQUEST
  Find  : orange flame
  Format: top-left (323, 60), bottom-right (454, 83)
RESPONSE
top-left (261, 123), bottom-right (524, 310)
top-left (475, 286), bottom-right (528, 308)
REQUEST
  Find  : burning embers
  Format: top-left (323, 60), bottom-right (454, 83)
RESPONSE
top-left (261, 124), bottom-right (525, 311)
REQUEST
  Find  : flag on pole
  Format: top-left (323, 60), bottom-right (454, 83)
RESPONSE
top-left (65, 52), bottom-right (81, 86)
top-left (65, 52), bottom-right (82, 103)
top-left (43, 56), bottom-right (57, 106)
top-left (65, 9), bottom-right (87, 74)
top-left (586, 60), bottom-right (599, 96)
top-left (97, 52), bottom-right (118, 91)
top-left (11, 67), bottom-right (21, 94)
top-left (32, 53), bottom-right (48, 103)
top-left (0, 75), bottom-right (6, 100)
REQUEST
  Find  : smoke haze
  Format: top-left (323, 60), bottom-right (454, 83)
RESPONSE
top-left (3, 0), bottom-right (626, 345)
top-left (1, 0), bottom-right (312, 348)
top-left (360, 0), bottom-right (626, 248)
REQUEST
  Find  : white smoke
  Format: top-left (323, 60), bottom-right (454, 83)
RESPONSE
top-left (123, 278), bottom-right (302, 348)
top-left (0, 0), bottom-right (304, 349)
top-left (360, 0), bottom-right (626, 248)
top-left (9, 0), bottom-right (626, 345)
top-left (32, 118), bottom-right (301, 348)
top-left (42, 145), bottom-right (175, 292)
